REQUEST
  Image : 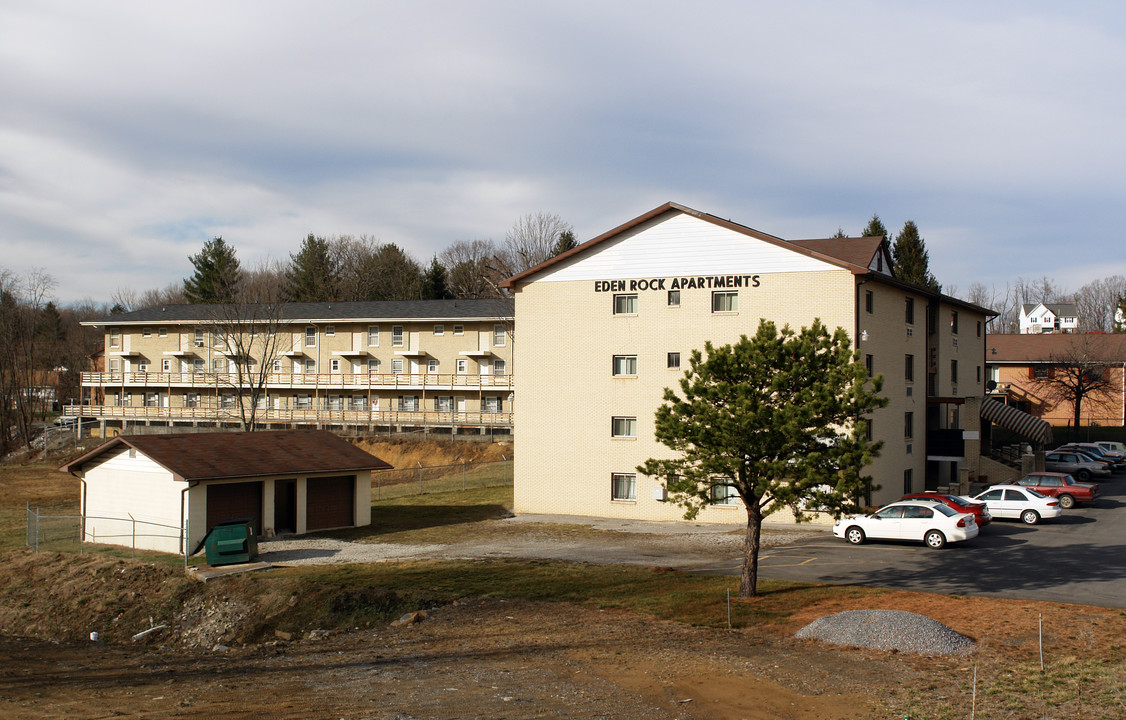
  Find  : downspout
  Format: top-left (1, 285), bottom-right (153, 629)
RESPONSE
top-left (79, 476), bottom-right (87, 549)
top-left (180, 481), bottom-right (197, 559)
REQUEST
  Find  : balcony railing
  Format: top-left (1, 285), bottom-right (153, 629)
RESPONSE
top-left (64, 404), bottom-right (512, 427)
top-left (82, 371), bottom-right (513, 390)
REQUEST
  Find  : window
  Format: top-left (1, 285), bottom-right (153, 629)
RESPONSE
top-left (667, 290), bottom-right (680, 307)
top-left (212, 331), bottom-right (224, 348)
top-left (144, 392), bottom-right (158, 407)
top-left (325, 326), bottom-right (335, 337)
top-left (296, 395), bottom-right (312, 409)
top-left (711, 481), bottom-right (739, 506)
top-left (667, 352), bottom-right (680, 369)
top-left (434, 324), bottom-right (444, 336)
top-left (865, 291), bottom-right (873, 314)
top-left (865, 354), bottom-right (873, 378)
top-left (185, 393), bottom-right (200, 408)
top-left (159, 327), bottom-right (167, 337)
top-left (304, 358), bottom-right (316, 373)
top-left (976, 365), bottom-right (981, 383)
top-left (613, 355), bottom-right (638, 376)
top-left (108, 358), bottom-right (122, 373)
top-left (142, 327), bottom-right (152, 338)
top-left (492, 359), bottom-right (506, 376)
top-left (330, 359), bottom-right (341, 372)
top-left (951, 359), bottom-right (958, 384)
top-left (368, 326), bottom-right (380, 346)
top-left (212, 358), bottom-right (227, 372)
top-left (109, 328), bottom-right (121, 348)
top-left (1033, 366), bottom-right (1049, 379)
top-left (325, 395), bottom-right (343, 410)
top-left (905, 354), bottom-right (914, 382)
top-left (135, 361), bottom-right (148, 373)
top-left (950, 311), bottom-right (959, 334)
top-left (367, 359), bottom-right (380, 373)
top-left (391, 358), bottom-right (404, 374)
top-left (903, 469), bottom-right (913, 494)
top-left (612, 416), bottom-right (637, 438)
top-left (392, 326), bottom-right (404, 347)
top-left (483, 396), bottom-right (503, 413)
top-left (864, 418), bottom-right (872, 442)
top-left (350, 395), bottom-right (366, 410)
top-left (613, 294), bottom-right (638, 315)
top-left (453, 325), bottom-right (464, 335)
top-left (194, 329), bottom-right (204, 347)
top-left (273, 358), bottom-right (283, 372)
top-left (220, 394), bottom-right (236, 409)
top-left (161, 358), bottom-right (171, 372)
top-left (305, 327), bottom-right (317, 347)
top-left (456, 358), bottom-right (468, 374)
top-left (435, 396), bottom-right (453, 412)
top-left (428, 359), bottom-right (439, 373)
top-left (193, 358), bottom-right (205, 373)
top-left (905, 297), bottom-right (914, 324)
top-left (398, 395), bottom-right (419, 411)
top-left (493, 324), bottom-right (506, 346)
top-left (976, 320), bottom-right (982, 338)
top-left (904, 412), bottom-right (914, 439)
top-left (712, 291), bottom-right (738, 313)
top-left (611, 473), bottom-right (636, 501)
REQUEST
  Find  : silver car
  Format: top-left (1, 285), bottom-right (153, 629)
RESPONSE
top-left (1044, 451), bottom-right (1111, 482)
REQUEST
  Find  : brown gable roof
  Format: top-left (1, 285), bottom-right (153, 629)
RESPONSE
top-left (789, 237), bottom-right (884, 272)
top-left (987, 333), bottom-right (1126, 363)
top-left (60, 430), bottom-right (391, 481)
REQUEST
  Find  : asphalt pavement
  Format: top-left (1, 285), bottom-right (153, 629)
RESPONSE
top-left (694, 474), bottom-right (1126, 609)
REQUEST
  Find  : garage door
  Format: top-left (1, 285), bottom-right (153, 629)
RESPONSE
top-left (206, 482), bottom-right (263, 535)
top-left (306, 475), bottom-right (355, 531)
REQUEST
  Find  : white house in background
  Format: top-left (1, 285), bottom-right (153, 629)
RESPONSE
top-left (1019, 303), bottom-right (1078, 334)
top-left (60, 430), bottom-right (390, 555)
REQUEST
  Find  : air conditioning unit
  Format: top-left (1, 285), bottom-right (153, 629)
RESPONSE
top-left (652, 487), bottom-right (668, 502)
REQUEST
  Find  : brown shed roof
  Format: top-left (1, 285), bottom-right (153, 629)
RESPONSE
top-left (789, 236), bottom-right (885, 272)
top-left (987, 333), bottom-right (1126, 363)
top-left (60, 430), bottom-right (392, 482)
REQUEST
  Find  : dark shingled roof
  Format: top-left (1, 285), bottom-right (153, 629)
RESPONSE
top-left (987, 333), bottom-right (1126, 363)
top-left (88, 298), bottom-right (514, 325)
top-left (60, 430), bottom-right (392, 482)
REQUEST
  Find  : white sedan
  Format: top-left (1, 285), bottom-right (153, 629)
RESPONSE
top-left (966, 484), bottom-right (1062, 525)
top-left (833, 501), bottom-right (978, 549)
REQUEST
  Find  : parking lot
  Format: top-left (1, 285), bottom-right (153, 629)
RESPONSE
top-left (696, 474), bottom-right (1126, 608)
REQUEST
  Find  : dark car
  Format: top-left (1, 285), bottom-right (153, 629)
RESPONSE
top-left (1056, 444), bottom-right (1125, 472)
top-left (1015, 472), bottom-right (1099, 509)
top-left (1044, 451), bottom-right (1112, 482)
top-left (901, 492), bottom-right (991, 526)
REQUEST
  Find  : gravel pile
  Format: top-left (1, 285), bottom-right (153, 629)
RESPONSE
top-left (796, 609), bottom-right (976, 655)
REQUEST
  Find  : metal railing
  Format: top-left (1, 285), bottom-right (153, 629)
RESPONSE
top-left (26, 502), bottom-right (185, 560)
top-left (80, 371), bottom-right (513, 389)
top-left (64, 405), bottom-right (513, 428)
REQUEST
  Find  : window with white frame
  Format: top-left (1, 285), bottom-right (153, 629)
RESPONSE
top-left (296, 394), bottom-right (312, 409)
top-left (712, 291), bottom-right (738, 313)
top-left (453, 325), bottom-right (464, 335)
top-left (612, 355), bottom-right (637, 376)
top-left (330, 358), bottom-right (341, 372)
top-left (193, 358), bottom-right (205, 373)
top-left (398, 395), bottom-right (419, 411)
top-left (159, 327), bottom-right (167, 337)
top-left (108, 358), bottom-right (121, 373)
top-left (350, 395), bottom-right (366, 410)
top-left (220, 394), bottom-right (236, 409)
top-left (368, 326), bottom-right (380, 346)
top-left (428, 359), bottom-right (439, 373)
top-left (392, 326), bottom-right (404, 347)
top-left (137, 361), bottom-right (149, 373)
top-left (434, 324), bottom-right (444, 336)
top-left (613, 294), bottom-right (638, 315)
top-left (611, 416), bottom-right (637, 438)
top-left (456, 358), bottom-right (468, 374)
top-left (391, 358), bottom-right (404, 374)
top-left (435, 396), bottom-right (453, 411)
top-left (710, 480), bottom-right (739, 505)
top-left (367, 358), bottom-right (380, 373)
top-left (305, 358), bottom-right (316, 373)
top-left (305, 327), bottom-right (317, 347)
top-left (493, 324), bottom-right (506, 346)
top-left (194, 329), bottom-right (204, 347)
top-left (144, 392), bottom-right (159, 407)
top-left (492, 359), bottom-right (506, 376)
top-left (273, 358), bottom-right (282, 372)
top-left (611, 473), bottom-right (637, 501)
top-left (325, 395), bottom-right (343, 410)
top-left (142, 327), bottom-right (152, 338)
top-left (325, 325), bottom-right (335, 337)
top-left (109, 328), bottom-right (121, 348)
top-left (667, 290), bottom-right (680, 307)
top-left (256, 394), bottom-right (269, 410)
top-left (161, 358), bottom-right (171, 372)
top-left (185, 393), bottom-right (200, 408)
top-left (483, 396), bottom-right (503, 413)
top-left (212, 358), bottom-right (227, 372)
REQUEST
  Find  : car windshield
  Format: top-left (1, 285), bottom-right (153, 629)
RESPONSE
top-left (930, 504), bottom-right (957, 517)
top-left (1026, 488), bottom-right (1047, 498)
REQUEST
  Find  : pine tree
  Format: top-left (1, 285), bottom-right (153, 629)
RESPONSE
top-left (183, 237), bottom-right (241, 304)
top-left (861, 213), bottom-right (889, 239)
top-left (892, 221), bottom-right (941, 292)
top-left (420, 257), bottom-right (451, 300)
top-left (552, 229), bottom-right (578, 256)
top-left (284, 234), bottom-right (338, 302)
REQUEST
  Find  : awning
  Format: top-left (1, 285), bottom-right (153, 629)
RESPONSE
top-left (980, 397), bottom-right (1053, 446)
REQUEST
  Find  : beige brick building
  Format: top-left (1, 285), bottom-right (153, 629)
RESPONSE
top-left (71, 299), bottom-right (514, 436)
top-left (501, 202), bottom-right (992, 521)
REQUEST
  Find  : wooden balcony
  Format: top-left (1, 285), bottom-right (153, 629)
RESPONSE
top-left (81, 371), bottom-right (513, 390)
top-left (64, 404), bottom-right (512, 428)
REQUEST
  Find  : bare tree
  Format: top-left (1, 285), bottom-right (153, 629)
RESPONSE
top-left (0, 268), bottom-right (57, 451)
top-left (331, 235), bottom-right (423, 301)
top-left (497, 212), bottom-right (574, 276)
top-left (1029, 333), bottom-right (1121, 434)
top-left (440, 239), bottom-right (505, 299)
top-left (204, 300), bottom-right (289, 431)
top-left (1074, 275), bottom-right (1126, 332)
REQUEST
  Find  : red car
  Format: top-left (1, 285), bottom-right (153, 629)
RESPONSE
top-left (1014, 472), bottom-right (1099, 509)
top-left (900, 492), bottom-right (991, 527)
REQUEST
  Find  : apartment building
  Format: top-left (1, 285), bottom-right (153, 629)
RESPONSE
top-left (501, 202), bottom-right (992, 521)
top-left (70, 299), bottom-right (514, 434)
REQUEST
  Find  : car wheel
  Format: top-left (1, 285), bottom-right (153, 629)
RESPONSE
top-left (1058, 494), bottom-right (1075, 509)
top-left (1021, 509), bottom-right (1040, 525)
top-left (845, 526), bottom-right (865, 545)
top-left (924, 530), bottom-right (946, 549)
top-left (1076, 469), bottom-right (1092, 482)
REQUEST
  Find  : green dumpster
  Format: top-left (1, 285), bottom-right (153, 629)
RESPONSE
top-left (204, 518), bottom-right (258, 566)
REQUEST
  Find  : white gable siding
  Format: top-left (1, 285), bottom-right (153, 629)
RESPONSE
top-left (81, 447), bottom-right (185, 554)
top-left (536, 213), bottom-right (837, 283)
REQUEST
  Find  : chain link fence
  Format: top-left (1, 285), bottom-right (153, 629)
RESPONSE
top-left (373, 458), bottom-right (512, 500)
top-left (26, 501), bottom-right (185, 558)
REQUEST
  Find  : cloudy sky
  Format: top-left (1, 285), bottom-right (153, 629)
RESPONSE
top-left (3, 1), bottom-right (1125, 304)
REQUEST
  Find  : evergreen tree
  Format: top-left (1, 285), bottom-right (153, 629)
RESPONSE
top-left (638, 319), bottom-right (887, 598)
top-left (552, 229), bottom-right (578, 256)
top-left (284, 234), bottom-right (338, 302)
top-left (183, 237), bottom-right (241, 304)
top-left (892, 221), bottom-right (941, 292)
top-left (860, 213), bottom-right (889, 239)
top-left (420, 257), bottom-right (451, 300)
